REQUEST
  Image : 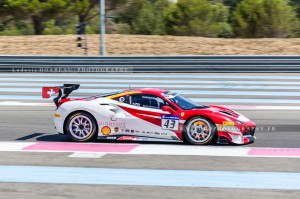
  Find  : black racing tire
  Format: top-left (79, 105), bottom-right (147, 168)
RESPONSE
top-left (183, 116), bottom-right (217, 145)
top-left (65, 112), bottom-right (98, 142)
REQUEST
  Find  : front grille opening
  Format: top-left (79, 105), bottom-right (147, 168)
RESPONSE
top-left (244, 127), bottom-right (256, 136)
top-left (217, 136), bottom-right (229, 144)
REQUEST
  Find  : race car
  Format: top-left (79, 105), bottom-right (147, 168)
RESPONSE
top-left (42, 84), bottom-right (256, 145)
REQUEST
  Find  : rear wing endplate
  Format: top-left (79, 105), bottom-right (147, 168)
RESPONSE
top-left (42, 84), bottom-right (80, 107)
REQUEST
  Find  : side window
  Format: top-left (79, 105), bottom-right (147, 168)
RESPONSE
top-left (130, 94), bottom-right (168, 109)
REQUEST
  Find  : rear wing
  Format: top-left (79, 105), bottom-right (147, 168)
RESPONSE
top-left (42, 84), bottom-right (80, 107)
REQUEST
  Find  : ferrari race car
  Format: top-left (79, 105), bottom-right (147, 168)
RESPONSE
top-left (42, 84), bottom-right (256, 145)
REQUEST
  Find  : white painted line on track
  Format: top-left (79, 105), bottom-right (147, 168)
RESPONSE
top-left (68, 152), bottom-right (107, 159)
top-left (0, 142), bottom-right (34, 151)
top-left (129, 144), bottom-right (249, 156)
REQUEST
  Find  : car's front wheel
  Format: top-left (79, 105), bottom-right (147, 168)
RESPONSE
top-left (65, 112), bottom-right (97, 142)
top-left (184, 117), bottom-right (216, 145)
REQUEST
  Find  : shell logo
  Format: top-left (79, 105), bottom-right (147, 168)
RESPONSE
top-left (101, 126), bottom-right (111, 135)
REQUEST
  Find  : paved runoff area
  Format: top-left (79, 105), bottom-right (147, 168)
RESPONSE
top-left (0, 73), bottom-right (300, 198)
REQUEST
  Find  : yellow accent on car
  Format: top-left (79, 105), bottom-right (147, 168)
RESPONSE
top-left (106, 91), bottom-right (141, 99)
top-left (223, 121), bottom-right (234, 126)
top-left (54, 113), bottom-right (61, 118)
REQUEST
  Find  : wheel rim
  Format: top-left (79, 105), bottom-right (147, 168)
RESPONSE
top-left (69, 115), bottom-right (93, 140)
top-left (186, 118), bottom-right (212, 143)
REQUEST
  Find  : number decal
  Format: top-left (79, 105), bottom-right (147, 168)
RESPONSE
top-left (170, 120), bottom-right (175, 128)
top-left (161, 115), bottom-right (180, 130)
top-left (164, 120), bottom-right (169, 128)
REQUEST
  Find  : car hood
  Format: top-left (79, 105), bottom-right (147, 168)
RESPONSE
top-left (202, 105), bottom-right (250, 122)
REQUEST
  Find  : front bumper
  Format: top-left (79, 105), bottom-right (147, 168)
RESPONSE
top-left (217, 122), bottom-right (256, 145)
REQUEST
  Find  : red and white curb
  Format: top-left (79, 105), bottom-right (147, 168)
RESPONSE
top-left (0, 141), bottom-right (300, 158)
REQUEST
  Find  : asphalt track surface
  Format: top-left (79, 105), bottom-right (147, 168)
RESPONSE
top-left (0, 73), bottom-right (300, 199)
top-left (0, 110), bottom-right (299, 199)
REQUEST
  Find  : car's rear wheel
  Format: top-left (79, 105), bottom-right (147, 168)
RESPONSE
top-left (184, 117), bottom-right (216, 145)
top-left (65, 112), bottom-right (97, 142)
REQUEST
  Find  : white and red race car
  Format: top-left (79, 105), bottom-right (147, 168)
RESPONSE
top-left (43, 84), bottom-right (256, 145)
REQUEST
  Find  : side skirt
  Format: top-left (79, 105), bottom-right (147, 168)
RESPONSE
top-left (98, 135), bottom-right (182, 142)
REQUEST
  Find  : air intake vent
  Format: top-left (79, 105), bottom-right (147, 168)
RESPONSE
top-left (220, 110), bottom-right (238, 116)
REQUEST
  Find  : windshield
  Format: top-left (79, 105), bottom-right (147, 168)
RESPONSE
top-left (162, 91), bottom-right (204, 110)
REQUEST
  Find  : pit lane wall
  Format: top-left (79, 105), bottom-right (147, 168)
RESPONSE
top-left (1, 55), bottom-right (300, 73)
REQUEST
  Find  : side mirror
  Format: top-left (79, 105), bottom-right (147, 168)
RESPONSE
top-left (162, 105), bottom-right (175, 114)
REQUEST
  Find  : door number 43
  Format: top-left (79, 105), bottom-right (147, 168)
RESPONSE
top-left (161, 115), bottom-right (179, 130)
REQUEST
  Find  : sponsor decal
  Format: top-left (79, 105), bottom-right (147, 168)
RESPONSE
top-left (101, 126), bottom-right (111, 135)
top-left (131, 130), bottom-right (134, 133)
top-left (106, 136), bottom-right (117, 140)
top-left (147, 132), bottom-right (153, 134)
top-left (161, 115), bottom-right (180, 120)
top-left (110, 115), bottom-right (118, 121)
top-left (99, 122), bottom-right (126, 128)
top-left (114, 127), bottom-right (119, 133)
top-left (223, 121), bottom-right (234, 126)
top-left (132, 102), bottom-right (140, 106)
top-left (181, 112), bottom-right (185, 117)
top-left (135, 130), bottom-right (140, 133)
top-left (218, 125), bottom-right (241, 134)
top-left (142, 131), bottom-right (146, 134)
top-left (119, 97), bottom-right (125, 102)
top-left (117, 136), bottom-right (142, 141)
top-left (154, 132), bottom-right (160, 135)
top-left (120, 129), bottom-right (125, 132)
top-left (161, 115), bottom-right (180, 130)
top-left (125, 129), bottom-right (130, 133)
top-left (54, 113), bottom-right (61, 118)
